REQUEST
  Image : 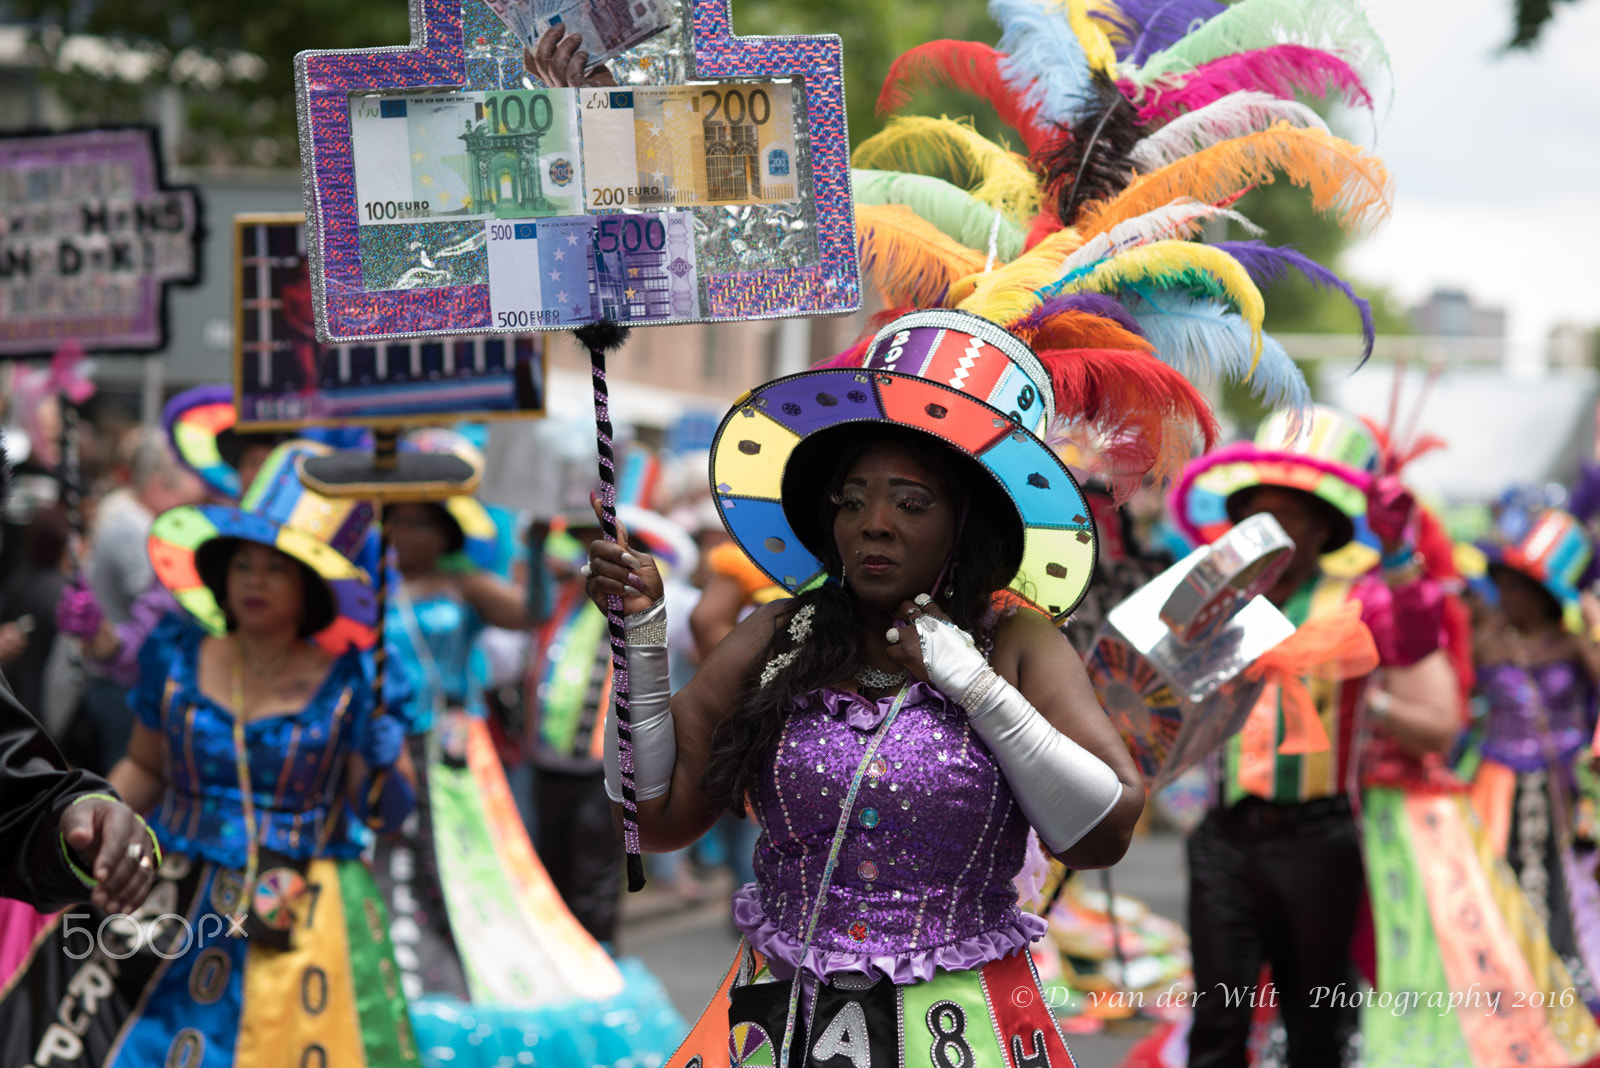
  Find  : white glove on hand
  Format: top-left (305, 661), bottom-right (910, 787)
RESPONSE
top-left (913, 615), bottom-right (1124, 854)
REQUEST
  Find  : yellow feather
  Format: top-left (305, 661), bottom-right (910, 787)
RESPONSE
top-left (857, 204), bottom-right (988, 309)
top-left (953, 228), bottom-right (1088, 322)
top-left (853, 117), bottom-right (1042, 226)
top-left (1075, 124), bottom-right (1393, 240)
top-left (1064, 0), bottom-right (1118, 78)
top-left (1061, 241), bottom-right (1266, 369)
top-left (1084, 0), bottom-right (1132, 48)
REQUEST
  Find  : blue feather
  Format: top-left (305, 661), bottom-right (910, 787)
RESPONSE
top-left (1125, 289), bottom-right (1310, 410)
top-left (1213, 240), bottom-right (1375, 365)
top-left (990, 0), bottom-right (1098, 128)
top-left (1114, 0), bottom-right (1227, 64)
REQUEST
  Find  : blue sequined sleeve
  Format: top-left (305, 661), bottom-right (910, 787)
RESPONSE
top-left (130, 613), bottom-right (201, 730)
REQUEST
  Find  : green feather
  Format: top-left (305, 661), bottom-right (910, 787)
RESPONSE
top-left (852, 169), bottom-right (1026, 264)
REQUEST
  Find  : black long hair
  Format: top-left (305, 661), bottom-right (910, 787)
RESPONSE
top-left (701, 423), bottom-right (1025, 814)
top-left (196, 537), bottom-right (338, 640)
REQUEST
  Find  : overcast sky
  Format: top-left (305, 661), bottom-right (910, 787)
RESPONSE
top-left (1340, 0), bottom-right (1600, 355)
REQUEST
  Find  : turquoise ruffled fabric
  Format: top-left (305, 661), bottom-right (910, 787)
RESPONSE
top-left (410, 958), bottom-right (686, 1068)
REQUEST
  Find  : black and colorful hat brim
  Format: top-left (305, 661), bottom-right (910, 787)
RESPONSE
top-left (1477, 545), bottom-right (1581, 612)
top-left (148, 503), bottom-right (379, 653)
top-left (162, 386), bottom-right (241, 500)
top-left (1176, 443), bottom-right (1372, 554)
top-left (709, 368), bottom-right (1098, 622)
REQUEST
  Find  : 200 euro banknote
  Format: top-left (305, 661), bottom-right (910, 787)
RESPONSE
top-left (580, 84), bottom-right (799, 211)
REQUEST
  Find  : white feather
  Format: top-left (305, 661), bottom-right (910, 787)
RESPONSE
top-left (1127, 91), bottom-right (1329, 171)
top-left (1057, 197), bottom-right (1263, 275)
top-left (991, 0), bottom-right (1098, 128)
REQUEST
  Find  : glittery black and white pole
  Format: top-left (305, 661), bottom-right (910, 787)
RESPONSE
top-left (573, 321), bottom-right (645, 892)
top-left (369, 429), bottom-right (399, 723)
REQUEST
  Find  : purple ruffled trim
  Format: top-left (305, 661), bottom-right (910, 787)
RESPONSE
top-left (730, 883), bottom-right (1048, 985)
top-left (804, 680), bottom-right (950, 731)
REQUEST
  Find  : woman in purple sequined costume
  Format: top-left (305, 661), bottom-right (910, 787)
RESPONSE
top-left (1471, 507), bottom-right (1600, 1009)
top-left (583, 311), bottom-right (1147, 1067)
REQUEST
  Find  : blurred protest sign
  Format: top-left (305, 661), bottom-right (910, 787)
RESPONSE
top-left (0, 127), bottom-right (202, 358)
top-left (232, 213), bottom-right (545, 430)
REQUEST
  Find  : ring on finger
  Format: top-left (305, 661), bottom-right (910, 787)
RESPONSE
top-left (914, 593), bottom-right (933, 607)
top-left (579, 562), bottom-right (592, 578)
top-left (138, 854), bottom-right (153, 871)
top-left (126, 843), bottom-right (141, 862)
top-left (885, 627), bottom-right (901, 645)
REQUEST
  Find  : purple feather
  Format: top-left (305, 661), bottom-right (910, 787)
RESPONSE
top-left (1130, 45), bottom-right (1374, 124)
top-left (1016, 293), bottom-right (1149, 339)
top-left (1114, 0), bottom-right (1227, 64)
top-left (1215, 241), bottom-right (1375, 365)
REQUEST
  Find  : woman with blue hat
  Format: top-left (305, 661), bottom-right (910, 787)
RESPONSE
top-left (371, 429), bottom-right (684, 1068)
top-left (0, 441), bottom-right (419, 1065)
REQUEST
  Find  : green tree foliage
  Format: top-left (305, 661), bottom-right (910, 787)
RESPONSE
top-left (3, 0), bottom-right (999, 164)
top-left (1508, 0), bottom-right (1585, 47)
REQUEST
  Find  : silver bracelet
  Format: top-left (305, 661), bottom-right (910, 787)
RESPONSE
top-left (624, 600), bottom-right (668, 647)
top-left (958, 666), bottom-right (1004, 714)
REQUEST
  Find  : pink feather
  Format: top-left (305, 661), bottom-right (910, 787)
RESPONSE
top-left (1126, 45), bottom-right (1374, 125)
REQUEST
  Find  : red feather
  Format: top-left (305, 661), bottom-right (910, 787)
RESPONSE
top-left (878, 41), bottom-right (1055, 154)
top-left (1023, 208), bottom-right (1066, 251)
top-left (1035, 347), bottom-right (1220, 496)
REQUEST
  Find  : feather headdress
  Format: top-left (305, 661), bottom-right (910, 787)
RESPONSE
top-left (836, 0), bottom-right (1396, 495)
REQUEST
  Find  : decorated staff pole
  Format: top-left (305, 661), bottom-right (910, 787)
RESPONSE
top-left (574, 321), bottom-right (645, 891)
top-left (300, 431), bottom-right (480, 726)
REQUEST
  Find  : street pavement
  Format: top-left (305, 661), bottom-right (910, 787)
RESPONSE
top-left (619, 827), bottom-right (1190, 1067)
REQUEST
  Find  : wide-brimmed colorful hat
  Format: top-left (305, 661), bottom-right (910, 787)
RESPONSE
top-left (1480, 507), bottom-right (1592, 612)
top-left (709, 309), bottom-right (1098, 621)
top-left (401, 428), bottom-right (497, 570)
top-left (1175, 405), bottom-right (1380, 556)
top-left (147, 440), bottom-right (380, 653)
top-left (161, 385), bottom-right (289, 501)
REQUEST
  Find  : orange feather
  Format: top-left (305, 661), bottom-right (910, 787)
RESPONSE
top-left (1074, 124), bottom-right (1392, 240)
top-left (857, 204), bottom-right (987, 308)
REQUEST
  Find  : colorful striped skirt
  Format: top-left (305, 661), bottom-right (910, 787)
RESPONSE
top-left (378, 714), bottom-right (683, 1067)
top-left (665, 942), bottom-right (1079, 1068)
top-left (0, 852), bottom-right (415, 1067)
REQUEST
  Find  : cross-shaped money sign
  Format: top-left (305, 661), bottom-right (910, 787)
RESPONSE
top-left (296, 0), bottom-right (860, 345)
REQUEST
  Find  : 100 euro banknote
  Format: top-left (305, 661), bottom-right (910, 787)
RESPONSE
top-left (580, 84), bottom-right (799, 211)
top-left (351, 89), bottom-right (583, 225)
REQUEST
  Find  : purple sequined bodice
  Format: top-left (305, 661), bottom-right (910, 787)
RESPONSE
top-left (1478, 661), bottom-right (1595, 773)
top-left (735, 681), bottom-right (1045, 985)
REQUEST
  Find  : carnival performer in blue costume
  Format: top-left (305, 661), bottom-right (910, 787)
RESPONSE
top-left (0, 441), bottom-right (419, 1066)
top-left (380, 430), bottom-right (683, 1068)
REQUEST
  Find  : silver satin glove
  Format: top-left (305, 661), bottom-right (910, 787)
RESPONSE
top-left (914, 615), bottom-right (1124, 853)
top-left (603, 599), bottom-right (677, 804)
